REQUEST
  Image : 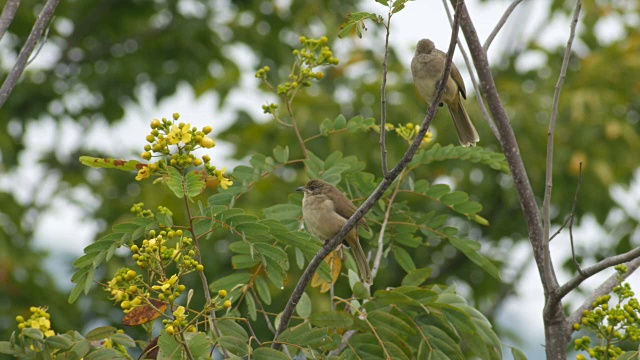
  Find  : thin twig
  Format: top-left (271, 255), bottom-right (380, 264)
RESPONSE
top-left (0, 0), bottom-right (59, 109)
top-left (371, 171), bottom-right (403, 279)
top-left (0, 0), bottom-right (21, 42)
top-left (565, 257), bottom-right (640, 333)
top-left (441, 0), bottom-right (501, 142)
top-left (285, 96), bottom-right (308, 159)
top-left (379, 4), bottom-right (393, 177)
top-left (569, 162), bottom-right (583, 275)
top-left (27, 15), bottom-right (53, 65)
top-left (483, 0), bottom-right (525, 52)
top-left (549, 214), bottom-right (572, 242)
top-left (183, 195), bottom-right (229, 358)
top-left (271, 1), bottom-right (464, 349)
top-left (543, 0), bottom-right (581, 250)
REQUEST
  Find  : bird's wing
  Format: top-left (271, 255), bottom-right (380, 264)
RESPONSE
top-left (331, 188), bottom-right (370, 230)
top-left (450, 63), bottom-right (467, 99)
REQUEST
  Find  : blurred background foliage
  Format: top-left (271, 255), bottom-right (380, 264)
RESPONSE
top-left (1, 0), bottom-right (639, 350)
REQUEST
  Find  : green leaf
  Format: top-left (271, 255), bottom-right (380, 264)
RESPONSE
top-left (255, 276), bottom-right (272, 305)
top-left (155, 212), bottom-right (174, 227)
top-left (252, 347), bottom-right (290, 360)
top-left (79, 156), bottom-right (142, 171)
top-left (402, 268), bottom-right (432, 286)
top-left (44, 335), bottom-right (73, 350)
top-left (185, 170), bottom-right (206, 197)
top-left (511, 347), bottom-right (528, 360)
top-left (209, 273), bottom-right (252, 293)
top-left (263, 204), bottom-right (301, 221)
top-left (70, 340), bottom-right (91, 359)
top-left (296, 292), bottom-right (312, 319)
top-left (22, 328), bottom-right (43, 340)
top-left (187, 332), bottom-right (211, 359)
top-left (85, 326), bottom-right (117, 341)
top-left (245, 291), bottom-right (257, 321)
top-left (166, 166), bottom-right (185, 198)
top-left (448, 237), bottom-right (501, 280)
top-left (218, 336), bottom-right (248, 357)
top-left (425, 184), bottom-right (450, 199)
top-left (440, 191), bottom-right (469, 206)
top-left (235, 222), bottom-right (270, 236)
top-left (84, 348), bottom-right (128, 360)
top-left (393, 246), bottom-right (416, 272)
top-left (368, 311), bottom-right (416, 336)
top-left (353, 281), bottom-right (370, 299)
top-left (158, 331), bottom-right (182, 360)
top-left (0, 341), bottom-right (14, 355)
top-left (273, 146), bottom-right (289, 163)
top-left (217, 319), bottom-right (248, 341)
top-left (232, 165), bottom-right (258, 182)
top-left (453, 201), bottom-right (483, 215)
top-left (110, 333), bottom-right (136, 347)
top-left (334, 114), bottom-right (347, 129)
top-left (309, 311), bottom-right (354, 328)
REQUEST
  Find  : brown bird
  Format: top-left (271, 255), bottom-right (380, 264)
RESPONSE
top-left (411, 38), bottom-right (479, 147)
top-left (296, 179), bottom-right (372, 284)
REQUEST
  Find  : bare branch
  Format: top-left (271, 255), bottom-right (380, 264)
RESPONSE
top-left (569, 162), bottom-right (584, 275)
top-left (483, 0), bottom-right (525, 52)
top-left (371, 172), bottom-right (403, 279)
top-left (440, 0), bottom-right (501, 142)
top-left (543, 0), bottom-right (582, 249)
top-left (566, 256), bottom-right (640, 332)
top-left (0, 0), bottom-right (20, 42)
top-left (379, 7), bottom-right (393, 177)
top-left (0, 0), bottom-right (59, 109)
top-left (272, 1), bottom-right (465, 348)
top-left (555, 246), bottom-right (640, 301)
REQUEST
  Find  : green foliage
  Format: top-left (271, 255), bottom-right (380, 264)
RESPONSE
top-left (6, 0), bottom-right (639, 357)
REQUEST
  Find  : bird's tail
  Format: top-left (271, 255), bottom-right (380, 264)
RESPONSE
top-left (448, 100), bottom-right (479, 147)
top-left (350, 240), bottom-right (372, 284)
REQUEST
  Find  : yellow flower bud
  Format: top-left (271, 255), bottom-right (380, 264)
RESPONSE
top-left (223, 300), bottom-right (231, 308)
top-left (165, 325), bottom-right (175, 335)
top-left (146, 135), bottom-right (155, 143)
top-left (173, 113), bottom-right (180, 120)
top-left (203, 126), bottom-right (212, 134)
top-left (202, 154), bottom-right (211, 163)
top-left (196, 264), bottom-right (204, 272)
top-left (200, 137), bottom-right (215, 148)
top-left (150, 119), bottom-right (161, 129)
top-left (142, 152), bottom-right (152, 160)
top-left (218, 290), bottom-right (227, 298)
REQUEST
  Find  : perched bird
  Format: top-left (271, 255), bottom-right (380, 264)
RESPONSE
top-left (296, 179), bottom-right (372, 284)
top-left (411, 38), bottom-right (479, 147)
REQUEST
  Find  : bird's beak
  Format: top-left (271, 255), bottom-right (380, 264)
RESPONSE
top-left (296, 186), bottom-right (306, 193)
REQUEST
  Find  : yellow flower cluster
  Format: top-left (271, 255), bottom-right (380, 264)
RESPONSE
top-left (135, 113), bottom-right (219, 181)
top-left (16, 307), bottom-right (55, 338)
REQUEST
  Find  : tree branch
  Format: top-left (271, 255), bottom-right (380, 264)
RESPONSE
top-left (379, 7), bottom-right (393, 177)
top-left (0, 0), bottom-right (20, 42)
top-left (440, 0), bottom-right (501, 142)
top-left (543, 0), bottom-right (581, 249)
top-left (566, 256), bottom-right (640, 332)
top-left (0, 0), bottom-right (59, 109)
top-left (483, 0), bottom-right (525, 52)
top-left (271, 1), bottom-right (464, 348)
top-left (555, 246), bottom-right (640, 301)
